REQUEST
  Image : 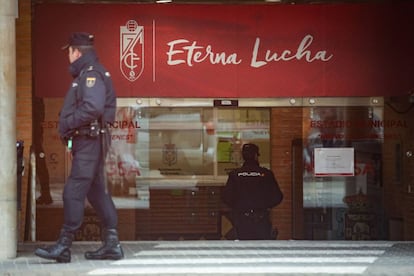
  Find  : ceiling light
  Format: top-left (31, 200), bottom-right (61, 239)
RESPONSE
top-left (156, 0), bottom-right (172, 3)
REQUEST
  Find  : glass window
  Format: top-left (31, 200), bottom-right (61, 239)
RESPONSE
top-left (107, 106), bottom-right (270, 182)
top-left (301, 106), bottom-right (384, 240)
top-left (35, 99), bottom-right (271, 240)
top-left (36, 100), bottom-right (270, 201)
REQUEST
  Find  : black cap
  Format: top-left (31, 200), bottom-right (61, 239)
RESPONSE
top-left (242, 143), bottom-right (260, 160)
top-left (62, 32), bottom-right (94, 50)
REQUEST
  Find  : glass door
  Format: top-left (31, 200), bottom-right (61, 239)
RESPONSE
top-left (296, 106), bottom-right (385, 240)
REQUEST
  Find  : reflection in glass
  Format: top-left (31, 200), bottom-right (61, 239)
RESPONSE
top-left (106, 106), bottom-right (270, 193)
top-left (302, 106), bottom-right (385, 240)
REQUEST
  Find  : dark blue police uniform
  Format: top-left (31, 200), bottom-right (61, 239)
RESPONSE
top-left (222, 144), bottom-right (283, 240)
top-left (58, 49), bottom-right (117, 233)
top-left (35, 33), bottom-right (123, 263)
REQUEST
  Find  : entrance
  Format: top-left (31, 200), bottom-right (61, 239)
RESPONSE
top-left (34, 97), bottom-right (392, 241)
top-left (293, 106), bottom-right (385, 240)
top-left (35, 98), bottom-right (273, 241)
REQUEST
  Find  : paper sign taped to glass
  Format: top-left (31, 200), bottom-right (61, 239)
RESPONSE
top-left (314, 147), bottom-right (355, 177)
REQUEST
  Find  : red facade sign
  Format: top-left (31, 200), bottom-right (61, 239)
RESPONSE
top-left (34, 3), bottom-right (414, 98)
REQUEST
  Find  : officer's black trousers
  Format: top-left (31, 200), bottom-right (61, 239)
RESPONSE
top-left (62, 136), bottom-right (118, 233)
top-left (233, 211), bottom-right (273, 240)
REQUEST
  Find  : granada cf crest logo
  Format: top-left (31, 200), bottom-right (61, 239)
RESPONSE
top-left (120, 20), bottom-right (144, 82)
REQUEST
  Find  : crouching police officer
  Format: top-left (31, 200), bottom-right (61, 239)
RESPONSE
top-left (35, 32), bottom-right (123, 263)
top-left (222, 143), bottom-right (283, 240)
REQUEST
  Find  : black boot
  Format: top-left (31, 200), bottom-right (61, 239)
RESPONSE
top-left (34, 230), bottom-right (74, 263)
top-left (84, 228), bottom-right (124, 260)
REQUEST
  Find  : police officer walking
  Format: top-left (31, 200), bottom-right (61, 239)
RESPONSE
top-left (222, 143), bottom-right (283, 240)
top-left (35, 32), bottom-right (123, 262)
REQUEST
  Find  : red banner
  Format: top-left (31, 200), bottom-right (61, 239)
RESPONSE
top-left (34, 3), bottom-right (414, 98)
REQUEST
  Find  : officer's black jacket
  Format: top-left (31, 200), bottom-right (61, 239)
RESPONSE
top-left (222, 160), bottom-right (283, 211)
top-left (58, 50), bottom-right (116, 139)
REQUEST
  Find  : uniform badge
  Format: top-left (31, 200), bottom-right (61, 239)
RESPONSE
top-left (86, 77), bottom-right (96, 88)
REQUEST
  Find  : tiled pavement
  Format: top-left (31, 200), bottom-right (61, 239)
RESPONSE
top-left (1, 240), bottom-right (414, 275)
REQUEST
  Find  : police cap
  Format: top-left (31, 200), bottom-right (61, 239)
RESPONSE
top-left (242, 143), bottom-right (260, 160)
top-left (62, 32), bottom-right (94, 50)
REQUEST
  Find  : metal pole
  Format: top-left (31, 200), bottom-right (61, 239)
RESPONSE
top-left (30, 148), bottom-right (37, 241)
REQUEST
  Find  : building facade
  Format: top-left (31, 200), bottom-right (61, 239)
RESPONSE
top-left (15, 0), bottom-right (414, 242)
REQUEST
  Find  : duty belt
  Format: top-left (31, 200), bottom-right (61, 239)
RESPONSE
top-left (73, 128), bottom-right (91, 136)
top-left (241, 209), bottom-right (268, 217)
top-left (72, 127), bottom-right (107, 137)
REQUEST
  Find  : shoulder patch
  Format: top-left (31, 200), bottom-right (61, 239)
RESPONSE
top-left (86, 77), bottom-right (96, 88)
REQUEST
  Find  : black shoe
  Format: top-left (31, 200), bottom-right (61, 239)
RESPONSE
top-left (85, 229), bottom-right (124, 260)
top-left (34, 230), bottom-right (73, 263)
top-left (36, 195), bottom-right (53, 205)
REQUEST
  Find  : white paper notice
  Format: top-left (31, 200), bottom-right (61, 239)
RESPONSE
top-left (314, 147), bottom-right (355, 177)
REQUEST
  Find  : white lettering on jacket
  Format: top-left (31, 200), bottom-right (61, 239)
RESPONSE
top-left (238, 172), bottom-right (263, 177)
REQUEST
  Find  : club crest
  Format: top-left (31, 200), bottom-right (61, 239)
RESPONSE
top-left (163, 144), bottom-right (177, 166)
top-left (120, 20), bottom-right (144, 82)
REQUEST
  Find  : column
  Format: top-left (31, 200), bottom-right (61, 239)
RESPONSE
top-left (0, 0), bottom-right (18, 259)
